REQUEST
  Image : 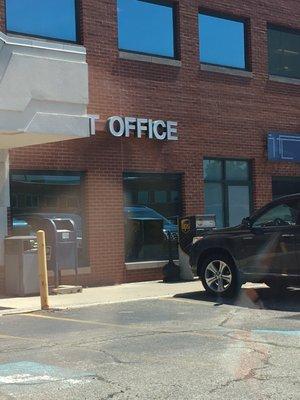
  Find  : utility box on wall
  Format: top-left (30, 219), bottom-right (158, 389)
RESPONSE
top-left (5, 236), bottom-right (39, 296)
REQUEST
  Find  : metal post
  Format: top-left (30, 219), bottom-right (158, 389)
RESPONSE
top-left (75, 245), bottom-right (79, 286)
top-left (168, 231), bottom-right (173, 262)
top-left (37, 230), bottom-right (50, 310)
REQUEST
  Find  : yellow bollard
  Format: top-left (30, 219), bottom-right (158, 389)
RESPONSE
top-left (36, 230), bottom-right (50, 310)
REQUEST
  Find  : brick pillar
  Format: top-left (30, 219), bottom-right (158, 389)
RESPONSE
top-left (0, 0), bottom-right (6, 33)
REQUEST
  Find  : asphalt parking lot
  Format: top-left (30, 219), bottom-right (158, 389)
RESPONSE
top-left (0, 287), bottom-right (299, 400)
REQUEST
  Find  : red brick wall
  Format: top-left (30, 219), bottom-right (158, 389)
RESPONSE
top-left (0, 0), bottom-right (5, 32)
top-left (3, 0), bottom-right (300, 287)
top-left (126, 268), bottom-right (163, 284)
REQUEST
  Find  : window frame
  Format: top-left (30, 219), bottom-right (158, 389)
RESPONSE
top-left (117, 0), bottom-right (180, 60)
top-left (5, 0), bottom-right (81, 44)
top-left (203, 157), bottom-right (253, 227)
top-left (267, 23), bottom-right (300, 80)
top-left (198, 9), bottom-right (250, 71)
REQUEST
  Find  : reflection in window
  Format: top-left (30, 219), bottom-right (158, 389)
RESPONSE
top-left (204, 183), bottom-right (224, 228)
top-left (138, 191), bottom-right (149, 204)
top-left (268, 26), bottom-right (300, 79)
top-left (154, 191), bottom-right (168, 203)
top-left (117, 0), bottom-right (175, 57)
top-left (204, 158), bottom-right (251, 227)
top-left (199, 13), bottom-right (247, 69)
top-left (226, 160), bottom-right (249, 180)
top-left (272, 177), bottom-right (300, 199)
top-left (44, 196), bottom-right (58, 208)
top-left (203, 159), bottom-right (222, 181)
top-left (10, 171), bottom-right (87, 267)
top-left (123, 173), bottom-right (182, 262)
top-left (228, 186), bottom-right (250, 226)
top-left (6, 0), bottom-right (77, 42)
top-left (171, 190), bottom-right (179, 202)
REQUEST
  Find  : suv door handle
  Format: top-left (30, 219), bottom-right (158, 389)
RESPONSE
top-left (281, 234), bottom-right (295, 238)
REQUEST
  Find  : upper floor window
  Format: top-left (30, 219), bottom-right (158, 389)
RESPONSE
top-left (117, 0), bottom-right (176, 58)
top-left (6, 0), bottom-right (78, 42)
top-left (199, 12), bottom-right (247, 70)
top-left (268, 25), bottom-right (300, 80)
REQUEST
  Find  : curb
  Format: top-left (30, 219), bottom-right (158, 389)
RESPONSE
top-left (0, 307), bottom-right (40, 316)
top-left (0, 293), bottom-right (189, 316)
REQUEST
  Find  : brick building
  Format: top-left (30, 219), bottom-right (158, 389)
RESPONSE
top-left (0, 0), bottom-right (299, 292)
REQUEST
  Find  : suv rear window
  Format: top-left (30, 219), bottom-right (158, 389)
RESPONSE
top-left (253, 202), bottom-right (299, 227)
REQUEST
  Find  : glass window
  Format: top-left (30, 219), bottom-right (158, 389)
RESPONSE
top-left (272, 177), bottom-right (300, 199)
top-left (123, 173), bottom-right (182, 262)
top-left (154, 191), bottom-right (168, 203)
top-left (203, 159), bottom-right (222, 181)
top-left (228, 186), bottom-right (250, 226)
top-left (6, 0), bottom-right (78, 42)
top-left (117, 0), bottom-right (176, 58)
top-left (226, 160), bottom-right (249, 180)
top-left (268, 26), bottom-right (300, 79)
top-left (138, 191), bottom-right (149, 204)
top-left (204, 183), bottom-right (224, 228)
top-left (199, 13), bottom-right (247, 69)
top-left (253, 203), bottom-right (298, 228)
top-left (171, 190), bottom-right (179, 202)
top-left (10, 171), bottom-right (87, 267)
top-left (204, 159), bottom-right (252, 227)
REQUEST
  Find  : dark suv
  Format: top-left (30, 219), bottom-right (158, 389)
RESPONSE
top-left (190, 194), bottom-right (300, 297)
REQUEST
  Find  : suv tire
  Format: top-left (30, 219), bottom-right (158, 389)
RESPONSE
top-left (201, 253), bottom-right (241, 298)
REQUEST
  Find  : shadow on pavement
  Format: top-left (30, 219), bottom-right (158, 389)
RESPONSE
top-left (174, 287), bottom-right (300, 312)
top-left (0, 307), bottom-right (13, 311)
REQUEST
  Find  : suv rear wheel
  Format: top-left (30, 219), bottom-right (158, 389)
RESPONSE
top-left (201, 253), bottom-right (241, 298)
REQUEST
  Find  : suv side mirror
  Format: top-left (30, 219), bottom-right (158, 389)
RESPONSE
top-left (242, 217), bottom-right (251, 229)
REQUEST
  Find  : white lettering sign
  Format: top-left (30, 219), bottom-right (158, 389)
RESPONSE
top-left (107, 116), bottom-right (178, 141)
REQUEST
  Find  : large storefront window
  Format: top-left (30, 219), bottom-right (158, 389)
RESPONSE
top-left (272, 177), bottom-right (300, 199)
top-left (123, 173), bottom-right (182, 262)
top-left (10, 171), bottom-right (87, 266)
top-left (204, 159), bottom-right (252, 227)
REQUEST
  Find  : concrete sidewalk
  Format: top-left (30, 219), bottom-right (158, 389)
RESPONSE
top-left (0, 280), bottom-right (201, 315)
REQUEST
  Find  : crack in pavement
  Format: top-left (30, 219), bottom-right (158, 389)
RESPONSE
top-left (84, 349), bottom-right (139, 365)
top-left (100, 390), bottom-right (127, 400)
top-left (71, 328), bottom-right (222, 350)
top-left (218, 309), bottom-right (239, 328)
top-left (208, 327), bottom-right (274, 394)
top-left (224, 331), bottom-right (300, 351)
top-left (209, 348), bottom-right (271, 393)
